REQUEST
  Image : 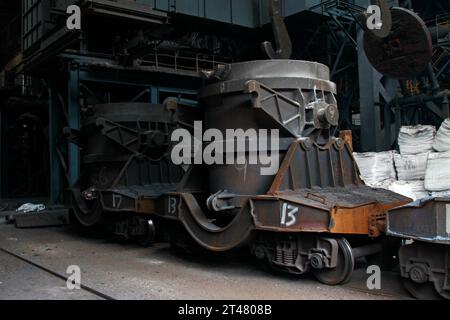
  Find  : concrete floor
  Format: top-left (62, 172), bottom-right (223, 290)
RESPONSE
top-left (0, 223), bottom-right (413, 300)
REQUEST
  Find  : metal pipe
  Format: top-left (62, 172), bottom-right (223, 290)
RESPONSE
top-left (429, 24), bottom-right (450, 44)
top-left (391, 90), bottom-right (450, 107)
top-left (427, 63), bottom-right (441, 94)
top-left (352, 243), bottom-right (383, 259)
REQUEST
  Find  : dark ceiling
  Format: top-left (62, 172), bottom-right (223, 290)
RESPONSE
top-left (0, 0), bottom-right (21, 28)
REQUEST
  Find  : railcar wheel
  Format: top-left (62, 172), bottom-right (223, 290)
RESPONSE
top-left (312, 238), bottom-right (355, 285)
top-left (71, 189), bottom-right (103, 227)
top-left (398, 242), bottom-right (449, 300)
top-left (136, 220), bottom-right (156, 247)
top-left (434, 277), bottom-right (450, 300)
top-left (402, 278), bottom-right (443, 300)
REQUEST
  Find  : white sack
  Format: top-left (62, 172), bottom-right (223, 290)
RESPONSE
top-left (353, 151), bottom-right (396, 186)
top-left (398, 125), bottom-right (436, 155)
top-left (431, 191), bottom-right (450, 198)
top-left (16, 203), bottom-right (45, 213)
top-left (389, 180), bottom-right (429, 201)
top-left (424, 151), bottom-right (450, 191)
top-left (371, 179), bottom-right (396, 190)
top-left (433, 119), bottom-right (450, 152)
top-left (394, 152), bottom-right (429, 181)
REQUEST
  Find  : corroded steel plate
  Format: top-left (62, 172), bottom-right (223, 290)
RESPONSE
top-left (364, 7), bottom-right (432, 79)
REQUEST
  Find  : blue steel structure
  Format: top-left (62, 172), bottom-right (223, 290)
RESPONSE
top-left (357, 0), bottom-right (399, 152)
top-left (139, 0), bottom-right (331, 26)
top-left (48, 54), bottom-right (200, 202)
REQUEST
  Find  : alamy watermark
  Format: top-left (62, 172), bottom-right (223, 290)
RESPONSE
top-left (171, 121), bottom-right (280, 176)
top-left (367, 265), bottom-right (381, 290)
top-left (66, 265), bottom-right (81, 290)
top-left (66, 5), bottom-right (81, 30)
top-left (366, 5), bottom-right (383, 31)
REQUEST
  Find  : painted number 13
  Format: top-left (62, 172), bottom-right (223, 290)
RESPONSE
top-left (281, 203), bottom-right (299, 227)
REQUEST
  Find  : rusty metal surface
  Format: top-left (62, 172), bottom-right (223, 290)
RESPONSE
top-left (159, 180), bottom-right (410, 242)
top-left (250, 196), bottom-right (330, 233)
top-left (277, 186), bottom-right (409, 210)
top-left (339, 130), bottom-right (353, 152)
top-left (363, 7), bottom-right (432, 79)
top-left (99, 185), bottom-right (177, 214)
top-left (250, 185), bottom-right (409, 236)
top-left (268, 139), bottom-right (363, 193)
top-left (387, 198), bottom-right (450, 244)
top-left (331, 205), bottom-right (384, 237)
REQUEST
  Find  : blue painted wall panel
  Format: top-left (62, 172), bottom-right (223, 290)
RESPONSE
top-left (131, 0), bottom-right (324, 28)
top-left (205, 0), bottom-right (232, 24)
top-left (134, 0), bottom-right (155, 6)
top-left (173, 0), bottom-right (204, 17)
top-left (259, 0), bottom-right (270, 25)
top-left (154, 0), bottom-right (171, 11)
top-left (283, 0), bottom-right (306, 17)
top-left (231, 0), bottom-right (258, 27)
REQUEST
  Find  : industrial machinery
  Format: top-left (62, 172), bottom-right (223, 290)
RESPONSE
top-left (156, 59), bottom-right (410, 285)
top-left (69, 58), bottom-right (410, 285)
top-left (68, 101), bottom-right (197, 244)
top-left (362, 4), bottom-right (450, 300)
top-left (60, 1), bottom-right (449, 298)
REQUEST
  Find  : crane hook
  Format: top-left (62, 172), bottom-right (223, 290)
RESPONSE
top-left (261, 0), bottom-right (292, 59)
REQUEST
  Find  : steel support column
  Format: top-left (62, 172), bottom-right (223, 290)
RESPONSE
top-left (68, 63), bottom-right (81, 186)
top-left (357, 0), bottom-right (400, 152)
top-left (150, 86), bottom-right (160, 104)
top-left (357, 29), bottom-right (398, 151)
top-left (49, 87), bottom-right (62, 203)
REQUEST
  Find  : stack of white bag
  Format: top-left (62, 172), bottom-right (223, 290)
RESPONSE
top-left (398, 125), bottom-right (436, 155)
top-left (389, 181), bottom-right (430, 201)
top-left (424, 119), bottom-right (450, 197)
top-left (425, 151), bottom-right (450, 194)
top-left (393, 152), bottom-right (428, 181)
top-left (352, 122), bottom-right (450, 200)
top-left (433, 119), bottom-right (450, 152)
top-left (353, 151), bottom-right (396, 187)
top-left (391, 125), bottom-right (436, 201)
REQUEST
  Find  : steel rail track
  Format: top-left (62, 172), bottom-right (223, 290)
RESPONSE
top-left (0, 247), bottom-right (115, 300)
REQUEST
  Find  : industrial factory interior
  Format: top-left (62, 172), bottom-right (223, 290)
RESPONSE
top-left (1, 0), bottom-right (450, 306)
